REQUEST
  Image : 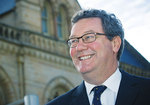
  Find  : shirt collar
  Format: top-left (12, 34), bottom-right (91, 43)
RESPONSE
top-left (85, 68), bottom-right (122, 95)
top-left (85, 80), bottom-right (96, 95)
top-left (102, 68), bottom-right (121, 93)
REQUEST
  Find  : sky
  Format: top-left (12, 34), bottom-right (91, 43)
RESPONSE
top-left (77, 0), bottom-right (150, 62)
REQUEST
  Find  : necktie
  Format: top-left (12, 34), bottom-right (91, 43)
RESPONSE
top-left (92, 86), bottom-right (107, 105)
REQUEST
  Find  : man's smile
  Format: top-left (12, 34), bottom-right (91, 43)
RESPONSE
top-left (78, 54), bottom-right (95, 61)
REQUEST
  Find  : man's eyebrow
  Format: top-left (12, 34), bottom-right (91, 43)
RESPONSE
top-left (83, 30), bottom-right (95, 34)
top-left (69, 30), bottom-right (95, 39)
top-left (69, 35), bottom-right (77, 39)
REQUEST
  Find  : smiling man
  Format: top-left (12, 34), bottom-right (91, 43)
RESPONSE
top-left (69, 17), bottom-right (120, 85)
top-left (46, 9), bottom-right (150, 105)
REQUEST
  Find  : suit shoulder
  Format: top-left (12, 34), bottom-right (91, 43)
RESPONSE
top-left (121, 70), bottom-right (150, 87)
top-left (45, 86), bottom-right (79, 105)
top-left (131, 74), bottom-right (150, 83)
top-left (127, 72), bottom-right (150, 87)
top-left (134, 75), bottom-right (150, 87)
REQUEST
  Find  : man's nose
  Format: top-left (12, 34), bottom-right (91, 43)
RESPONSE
top-left (76, 39), bottom-right (87, 51)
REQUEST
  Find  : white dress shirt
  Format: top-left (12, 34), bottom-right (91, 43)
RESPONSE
top-left (85, 68), bottom-right (122, 105)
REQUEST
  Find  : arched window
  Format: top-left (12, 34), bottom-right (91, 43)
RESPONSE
top-left (41, 1), bottom-right (54, 36)
top-left (43, 76), bottom-right (74, 104)
top-left (48, 85), bottom-right (68, 101)
top-left (0, 67), bottom-right (16, 105)
top-left (56, 5), bottom-right (69, 40)
top-left (0, 86), bottom-right (6, 105)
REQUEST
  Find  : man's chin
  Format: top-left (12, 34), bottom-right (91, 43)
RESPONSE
top-left (78, 68), bottom-right (92, 74)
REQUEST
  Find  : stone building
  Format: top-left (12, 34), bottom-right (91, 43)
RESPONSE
top-left (0, 0), bottom-right (81, 105)
top-left (0, 0), bottom-right (149, 105)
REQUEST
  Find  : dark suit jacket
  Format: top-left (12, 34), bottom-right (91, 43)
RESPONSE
top-left (46, 70), bottom-right (150, 105)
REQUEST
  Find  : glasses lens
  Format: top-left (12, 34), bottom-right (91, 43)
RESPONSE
top-left (67, 33), bottom-right (97, 48)
top-left (83, 33), bottom-right (95, 43)
top-left (68, 39), bottom-right (78, 48)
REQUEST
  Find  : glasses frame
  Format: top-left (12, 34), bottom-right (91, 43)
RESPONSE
top-left (67, 32), bottom-right (106, 48)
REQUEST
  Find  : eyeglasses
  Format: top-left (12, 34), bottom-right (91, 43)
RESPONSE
top-left (67, 32), bottom-right (106, 48)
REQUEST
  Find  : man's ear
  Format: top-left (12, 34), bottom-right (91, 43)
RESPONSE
top-left (112, 36), bottom-right (121, 53)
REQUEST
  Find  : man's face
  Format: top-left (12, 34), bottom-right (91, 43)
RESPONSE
top-left (69, 18), bottom-right (116, 75)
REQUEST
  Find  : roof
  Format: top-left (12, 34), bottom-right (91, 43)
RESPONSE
top-left (120, 40), bottom-right (150, 70)
top-left (0, 0), bottom-right (15, 15)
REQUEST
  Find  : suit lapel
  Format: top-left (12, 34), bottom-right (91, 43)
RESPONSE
top-left (115, 70), bottom-right (139, 105)
top-left (69, 82), bottom-right (90, 105)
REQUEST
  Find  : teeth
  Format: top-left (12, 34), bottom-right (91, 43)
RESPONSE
top-left (80, 55), bottom-right (91, 60)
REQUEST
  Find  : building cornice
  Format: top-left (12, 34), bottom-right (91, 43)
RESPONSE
top-left (120, 62), bottom-right (150, 78)
top-left (0, 23), bottom-right (75, 70)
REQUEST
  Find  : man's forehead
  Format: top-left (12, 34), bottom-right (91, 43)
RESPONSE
top-left (69, 18), bottom-right (103, 38)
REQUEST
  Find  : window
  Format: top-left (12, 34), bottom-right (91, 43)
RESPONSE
top-left (41, 1), bottom-right (54, 36)
top-left (57, 12), bottom-right (62, 38)
top-left (56, 5), bottom-right (69, 40)
top-left (41, 6), bottom-right (48, 33)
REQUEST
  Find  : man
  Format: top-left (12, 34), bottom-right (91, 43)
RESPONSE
top-left (46, 9), bottom-right (150, 105)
